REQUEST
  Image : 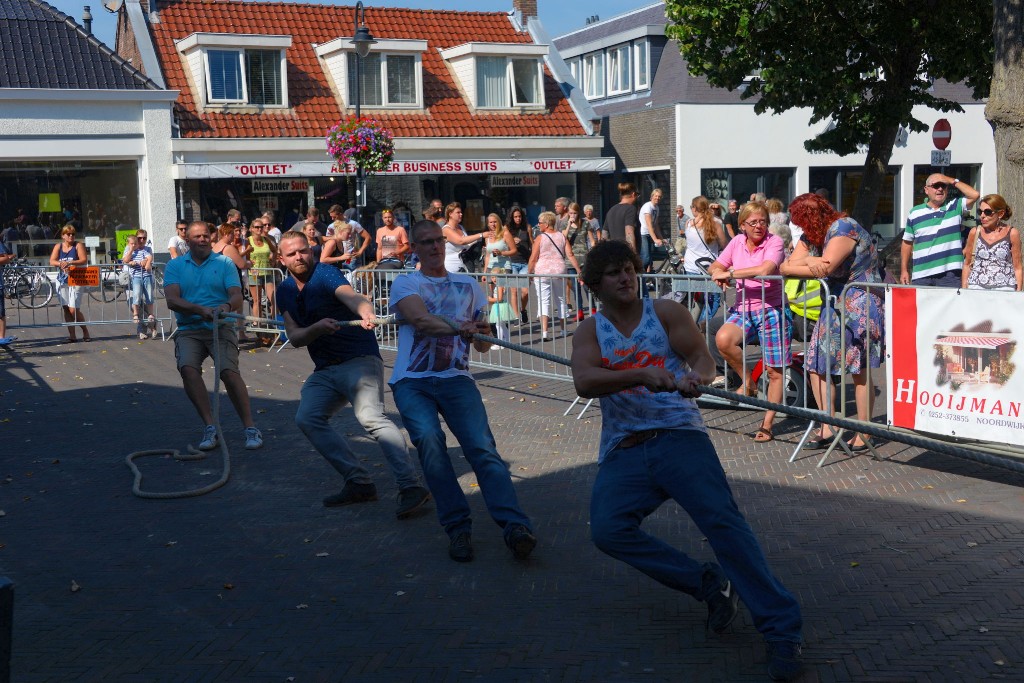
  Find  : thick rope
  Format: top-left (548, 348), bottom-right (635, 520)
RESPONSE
top-left (131, 309), bottom-right (1024, 498)
top-left (432, 315), bottom-right (1024, 476)
top-left (126, 311), bottom-right (233, 498)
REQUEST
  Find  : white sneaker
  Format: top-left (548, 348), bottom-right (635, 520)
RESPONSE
top-left (244, 427), bottom-right (264, 450)
top-left (138, 332), bottom-right (148, 340)
top-left (541, 332), bottom-right (548, 341)
top-left (198, 425), bottom-right (218, 451)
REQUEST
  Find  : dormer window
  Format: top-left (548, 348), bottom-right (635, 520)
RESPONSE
top-left (176, 33), bottom-right (292, 109)
top-left (607, 44), bottom-right (630, 95)
top-left (207, 49), bottom-right (283, 104)
top-left (347, 53), bottom-right (418, 106)
top-left (440, 42), bottom-right (548, 111)
top-left (315, 38), bottom-right (427, 110)
top-left (477, 57), bottom-right (543, 108)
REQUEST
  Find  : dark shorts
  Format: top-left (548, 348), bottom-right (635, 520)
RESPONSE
top-left (174, 327), bottom-right (240, 374)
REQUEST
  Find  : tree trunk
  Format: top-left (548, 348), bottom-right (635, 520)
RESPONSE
top-left (851, 122), bottom-right (899, 233)
top-left (987, 0), bottom-right (1024, 213)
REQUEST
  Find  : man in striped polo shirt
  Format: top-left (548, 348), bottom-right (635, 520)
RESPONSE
top-left (900, 174), bottom-right (979, 286)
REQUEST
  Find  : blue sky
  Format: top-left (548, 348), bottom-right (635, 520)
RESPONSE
top-left (49, 0), bottom-right (652, 50)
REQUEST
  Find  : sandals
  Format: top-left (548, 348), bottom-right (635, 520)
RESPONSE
top-left (752, 425), bottom-right (774, 442)
top-left (803, 431), bottom-right (836, 450)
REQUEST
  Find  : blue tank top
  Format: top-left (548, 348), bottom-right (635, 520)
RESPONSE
top-left (57, 243), bottom-right (77, 284)
top-left (595, 298), bottom-right (706, 463)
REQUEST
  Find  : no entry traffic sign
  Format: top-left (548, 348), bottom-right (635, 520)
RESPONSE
top-left (932, 119), bottom-right (951, 150)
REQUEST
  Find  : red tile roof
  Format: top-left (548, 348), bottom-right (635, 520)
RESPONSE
top-left (149, 0), bottom-right (588, 139)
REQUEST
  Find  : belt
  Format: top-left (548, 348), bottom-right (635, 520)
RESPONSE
top-left (617, 429), bottom-right (664, 450)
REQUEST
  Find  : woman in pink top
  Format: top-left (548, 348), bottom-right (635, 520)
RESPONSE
top-left (528, 211), bottom-right (581, 340)
top-left (708, 201), bottom-right (789, 442)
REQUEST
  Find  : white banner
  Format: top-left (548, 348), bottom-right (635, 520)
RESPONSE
top-left (887, 287), bottom-right (1024, 446)
top-left (177, 157), bottom-right (615, 179)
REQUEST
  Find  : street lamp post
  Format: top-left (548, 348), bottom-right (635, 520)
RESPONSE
top-left (351, 1), bottom-right (376, 209)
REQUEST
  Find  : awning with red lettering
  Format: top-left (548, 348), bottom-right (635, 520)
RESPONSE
top-left (934, 335), bottom-right (1015, 349)
top-left (174, 158), bottom-right (615, 179)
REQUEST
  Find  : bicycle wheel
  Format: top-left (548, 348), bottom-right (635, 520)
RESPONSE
top-left (152, 265), bottom-right (165, 297)
top-left (100, 276), bottom-right (121, 303)
top-left (29, 271), bottom-right (54, 307)
top-left (15, 272), bottom-right (48, 308)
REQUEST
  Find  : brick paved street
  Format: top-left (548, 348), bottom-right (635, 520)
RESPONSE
top-left (2, 327), bottom-right (1024, 682)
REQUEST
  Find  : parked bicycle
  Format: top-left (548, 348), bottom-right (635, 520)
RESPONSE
top-left (2, 258), bottom-right (54, 308)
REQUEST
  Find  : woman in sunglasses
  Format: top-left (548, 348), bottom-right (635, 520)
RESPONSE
top-left (961, 194), bottom-right (1022, 291)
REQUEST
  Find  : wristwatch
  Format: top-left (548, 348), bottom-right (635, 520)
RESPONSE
top-left (728, 268), bottom-right (735, 278)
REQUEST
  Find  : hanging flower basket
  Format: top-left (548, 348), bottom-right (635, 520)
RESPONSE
top-left (325, 116), bottom-right (395, 176)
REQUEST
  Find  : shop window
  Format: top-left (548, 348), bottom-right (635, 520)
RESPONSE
top-left (205, 49), bottom-right (284, 105)
top-left (607, 44), bottom-right (630, 95)
top-left (700, 168), bottom-right (795, 206)
top-left (346, 53), bottom-right (420, 107)
top-left (476, 57), bottom-right (543, 108)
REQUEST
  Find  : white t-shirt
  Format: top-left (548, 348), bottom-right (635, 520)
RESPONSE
top-left (683, 218), bottom-right (723, 274)
top-left (639, 201), bottom-right (659, 237)
top-left (167, 234), bottom-right (189, 257)
top-left (388, 270), bottom-right (486, 385)
top-left (267, 226), bottom-right (282, 241)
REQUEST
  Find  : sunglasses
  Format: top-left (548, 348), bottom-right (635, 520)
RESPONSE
top-left (927, 182), bottom-right (949, 190)
top-left (979, 208), bottom-right (1000, 216)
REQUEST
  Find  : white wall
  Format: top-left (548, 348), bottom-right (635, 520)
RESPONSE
top-left (675, 102), bottom-right (996, 235)
top-left (0, 91), bottom-right (177, 255)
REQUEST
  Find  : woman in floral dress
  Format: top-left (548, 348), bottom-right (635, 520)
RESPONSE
top-left (783, 193), bottom-right (884, 451)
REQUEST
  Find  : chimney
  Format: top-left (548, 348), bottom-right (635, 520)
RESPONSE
top-left (512, 0), bottom-right (537, 19)
top-left (82, 5), bottom-right (92, 34)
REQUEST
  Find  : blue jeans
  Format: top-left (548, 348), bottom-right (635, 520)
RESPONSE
top-left (131, 274), bottom-right (153, 305)
top-left (590, 429), bottom-right (802, 643)
top-left (392, 375), bottom-right (532, 539)
top-left (914, 270), bottom-right (962, 287)
top-left (295, 355), bottom-right (421, 490)
top-left (641, 234), bottom-right (654, 270)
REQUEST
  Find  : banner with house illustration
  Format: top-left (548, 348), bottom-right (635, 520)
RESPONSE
top-left (887, 287), bottom-right (1024, 446)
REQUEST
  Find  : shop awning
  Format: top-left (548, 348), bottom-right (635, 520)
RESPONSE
top-left (173, 157), bottom-right (616, 180)
top-left (935, 335), bottom-right (1015, 349)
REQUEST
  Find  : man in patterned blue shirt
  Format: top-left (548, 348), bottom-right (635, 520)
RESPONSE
top-left (388, 220), bottom-right (536, 564)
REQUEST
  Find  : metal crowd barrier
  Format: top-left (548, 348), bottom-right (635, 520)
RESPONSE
top-left (4, 262), bottom-right (172, 339)
top-left (245, 266), bottom-right (288, 349)
top-left (825, 281), bottom-right (1024, 468)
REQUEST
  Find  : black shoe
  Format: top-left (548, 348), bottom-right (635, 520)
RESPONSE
top-left (323, 481), bottom-right (378, 508)
top-left (449, 532), bottom-right (474, 562)
top-left (396, 485), bottom-right (432, 520)
top-left (766, 641), bottom-right (803, 681)
top-left (505, 524), bottom-right (537, 560)
top-left (702, 564), bottom-right (740, 633)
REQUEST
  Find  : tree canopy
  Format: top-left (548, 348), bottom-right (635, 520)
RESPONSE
top-left (665, 0), bottom-right (992, 155)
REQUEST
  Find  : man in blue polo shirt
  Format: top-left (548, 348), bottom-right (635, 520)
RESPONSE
top-left (901, 174), bottom-right (980, 287)
top-left (276, 231), bottom-right (431, 518)
top-left (164, 221), bottom-right (263, 451)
